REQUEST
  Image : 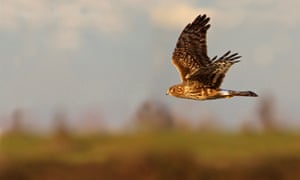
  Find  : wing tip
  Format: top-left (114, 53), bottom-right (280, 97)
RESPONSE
top-left (192, 14), bottom-right (210, 26)
top-left (217, 51), bottom-right (242, 62)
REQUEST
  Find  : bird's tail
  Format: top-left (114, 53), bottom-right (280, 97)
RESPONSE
top-left (230, 90), bottom-right (258, 97)
top-left (219, 89), bottom-right (258, 98)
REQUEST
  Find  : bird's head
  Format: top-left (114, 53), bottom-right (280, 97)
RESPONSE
top-left (166, 85), bottom-right (185, 97)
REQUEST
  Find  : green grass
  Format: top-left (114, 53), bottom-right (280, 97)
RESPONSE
top-left (2, 131), bottom-right (300, 179)
top-left (2, 131), bottom-right (300, 164)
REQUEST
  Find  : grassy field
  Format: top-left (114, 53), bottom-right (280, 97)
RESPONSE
top-left (1, 131), bottom-right (300, 179)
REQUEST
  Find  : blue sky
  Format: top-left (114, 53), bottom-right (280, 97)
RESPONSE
top-left (0, 0), bottom-right (299, 130)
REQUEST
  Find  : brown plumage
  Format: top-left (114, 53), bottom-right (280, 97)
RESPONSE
top-left (166, 14), bottom-right (258, 100)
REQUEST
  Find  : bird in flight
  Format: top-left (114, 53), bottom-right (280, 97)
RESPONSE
top-left (166, 14), bottom-right (258, 100)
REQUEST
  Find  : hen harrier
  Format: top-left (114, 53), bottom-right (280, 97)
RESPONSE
top-left (166, 14), bottom-right (257, 100)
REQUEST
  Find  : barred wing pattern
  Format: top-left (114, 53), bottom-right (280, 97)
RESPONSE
top-left (172, 14), bottom-right (241, 88)
top-left (190, 51), bottom-right (241, 88)
top-left (172, 14), bottom-right (211, 82)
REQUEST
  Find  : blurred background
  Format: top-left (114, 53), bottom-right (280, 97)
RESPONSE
top-left (0, 0), bottom-right (300, 179)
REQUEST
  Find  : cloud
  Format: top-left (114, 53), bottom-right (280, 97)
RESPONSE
top-left (252, 1), bottom-right (300, 29)
top-left (147, 1), bottom-right (248, 30)
top-left (149, 2), bottom-right (216, 29)
top-left (216, 0), bottom-right (300, 29)
top-left (0, 0), bottom-right (126, 31)
top-left (0, 0), bottom-right (126, 49)
top-left (1, 0), bottom-right (299, 49)
top-left (147, 0), bottom-right (300, 31)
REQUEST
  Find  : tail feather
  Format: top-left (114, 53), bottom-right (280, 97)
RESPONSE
top-left (231, 90), bottom-right (258, 97)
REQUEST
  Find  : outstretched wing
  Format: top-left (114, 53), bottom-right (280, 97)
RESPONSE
top-left (189, 51), bottom-right (241, 88)
top-left (172, 14), bottom-right (211, 82)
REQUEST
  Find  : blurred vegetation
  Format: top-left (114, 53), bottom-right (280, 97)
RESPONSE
top-left (1, 96), bottom-right (300, 179)
top-left (2, 132), bottom-right (300, 179)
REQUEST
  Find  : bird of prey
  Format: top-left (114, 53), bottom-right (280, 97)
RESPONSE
top-left (166, 14), bottom-right (258, 100)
